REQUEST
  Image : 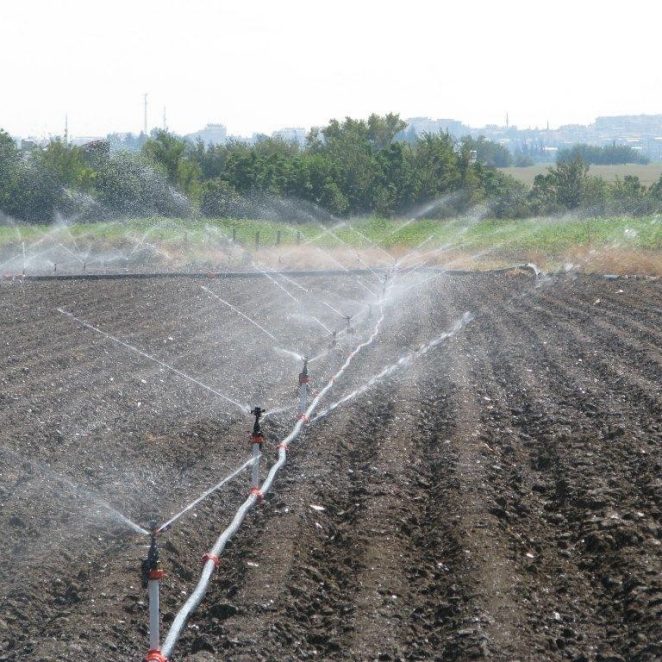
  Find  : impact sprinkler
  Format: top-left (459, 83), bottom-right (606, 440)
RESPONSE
top-left (298, 358), bottom-right (310, 419)
top-left (142, 521), bottom-right (167, 662)
top-left (249, 407), bottom-right (265, 496)
top-left (344, 315), bottom-right (354, 335)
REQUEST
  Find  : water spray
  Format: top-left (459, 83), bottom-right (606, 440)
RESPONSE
top-left (58, 308), bottom-right (249, 415)
top-left (142, 521), bottom-right (167, 662)
top-left (156, 456), bottom-right (258, 533)
top-left (201, 286), bottom-right (278, 342)
top-left (161, 299), bottom-right (390, 660)
top-left (347, 224), bottom-right (395, 264)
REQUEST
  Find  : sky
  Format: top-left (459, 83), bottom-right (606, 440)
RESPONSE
top-left (1, 0), bottom-right (660, 139)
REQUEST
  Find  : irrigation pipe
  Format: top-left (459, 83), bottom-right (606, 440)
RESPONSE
top-left (311, 311), bottom-right (474, 424)
top-left (160, 286), bottom-right (392, 659)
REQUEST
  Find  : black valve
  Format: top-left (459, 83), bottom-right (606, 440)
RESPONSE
top-left (344, 315), bottom-right (354, 335)
top-left (251, 406), bottom-right (265, 438)
top-left (299, 358), bottom-right (310, 385)
top-left (141, 521), bottom-right (160, 589)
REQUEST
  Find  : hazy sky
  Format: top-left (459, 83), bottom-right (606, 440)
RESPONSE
top-left (2, 0), bottom-right (660, 138)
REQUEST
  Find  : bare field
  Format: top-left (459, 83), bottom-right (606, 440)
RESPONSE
top-left (501, 163), bottom-right (662, 187)
top-left (0, 271), bottom-right (660, 661)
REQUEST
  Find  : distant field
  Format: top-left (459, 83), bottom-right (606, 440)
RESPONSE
top-left (1, 215), bottom-right (660, 276)
top-left (501, 163), bottom-right (662, 187)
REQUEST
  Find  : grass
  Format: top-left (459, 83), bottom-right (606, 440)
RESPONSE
top-left (1, 214), bottom-right (660, 275)
top-left (500, 163), bottom-right (662, 187)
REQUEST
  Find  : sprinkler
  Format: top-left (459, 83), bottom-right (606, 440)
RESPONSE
top-left (142, 521), bottom-right (167, 662)
top-left (298, 358), bottom-right (310, 419)
top-left (250, 407), bottom-right (265, 495)
top-left (344, 315), bottom-right (354, 335)
top-left (382, 273), bottom-right (389, 295)
top-left (330, 330), bottom-right (337, 349)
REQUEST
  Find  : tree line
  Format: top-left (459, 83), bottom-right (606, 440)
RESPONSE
top-left (1, 113), bottom-right (662, 224)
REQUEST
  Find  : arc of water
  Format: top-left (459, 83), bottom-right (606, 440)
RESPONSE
top-left (57, 308), bottom-right (249, 414)
top-left (0, 446), bottom-right (148, 535)
top-left (310, 245), bottom-right (378, 297)
top-left (276, 222), bottom-right (346, 262)
top-left (200, 286), bottom-right (278, 342)
top-left (314, 223), bottom-right (383, 281)
top-left (346, 224), bottom-right (395, 263)
top-left (157, 455), bottom-right (258, 532)
top-left (379, 217), bottom-right (417, 244)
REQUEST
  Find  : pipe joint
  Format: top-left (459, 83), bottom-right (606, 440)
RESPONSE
top-left (202, 553), bottom-right (221, 568)
top-left (145, 649), bottom-right (168, 662)
top-left (249, 487), bottom-right (264, 502)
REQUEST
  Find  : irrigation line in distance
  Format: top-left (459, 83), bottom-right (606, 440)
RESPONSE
top-left (160, 275), bottom-right (396, 659)
top-left (312, 311), bottom-right (474, 423)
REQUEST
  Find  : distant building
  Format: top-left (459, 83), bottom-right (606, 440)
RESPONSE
top-left (18, 138), bottom-right (40, 151)
top-left (406, 117), bottom-right (469, 138)
top-left (403, 114), bottom-right (662, 162)
top-left (70, 136), bottom-right (104, 147)
top-left (272, 127), bottom-right (306, 145)
top-left (186, 123), bottom-right (227, 146)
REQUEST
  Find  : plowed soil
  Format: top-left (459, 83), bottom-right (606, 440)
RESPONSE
top-left (0, 270), bottom-right (660, 661)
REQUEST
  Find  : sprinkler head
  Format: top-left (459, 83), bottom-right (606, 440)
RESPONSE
top-left (251, 406), bottom-right (265, 437)
top-left (344, 315), bottom-right (354, 335)
top-left (141, 533), bottom-right (161, 588)
top-left (299, 361), bottom-right (310, 385)
top-left (251, 406), bottom-right (265, 420)
top-left (330, 330), bottom-right (337, 348)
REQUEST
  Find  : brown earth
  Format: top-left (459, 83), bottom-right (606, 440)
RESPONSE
top-left (0, 270), bottom-right (660, 661)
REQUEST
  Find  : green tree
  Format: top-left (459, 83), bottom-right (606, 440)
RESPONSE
top-left (37, 138), bottom-right (95, 190)
top-left (142, 130), bottom-right (201, 197)
top-left (94, 152), bottom-right (190, 217)
top-left (412, 133), bottom-right (462, 202)
top-left (530, 157), bottom-right (589, 211)
top-left (461, 136), bottom-right (513, 167)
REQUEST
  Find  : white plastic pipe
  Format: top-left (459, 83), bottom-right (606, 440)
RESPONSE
top-left (298, 381), bottom-right (308, 416)
top-left (161, 293), bottom-right (392, 660)
top-left (250, 443), bottom-right (261, 489)
top-left (148, 579), bottom-right (160, 651)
